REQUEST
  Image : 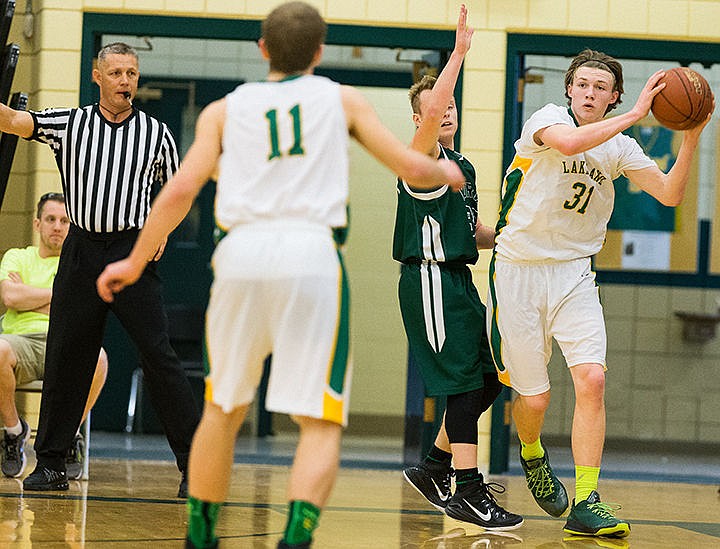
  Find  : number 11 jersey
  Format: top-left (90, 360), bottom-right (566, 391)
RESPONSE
top-left (216, 74), bottom-right (349, 232)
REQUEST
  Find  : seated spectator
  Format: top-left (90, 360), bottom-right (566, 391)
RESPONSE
top-left (0, 192), bottom-right (107, 480)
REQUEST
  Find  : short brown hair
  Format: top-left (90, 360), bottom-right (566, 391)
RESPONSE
top-left (262, 2), bottom-right (327, 74)
top-left (564, 49), bottom-right (624, 114)
top-left (409, 75), bottom-right (437, 115)
top-left (37, 192), bottom-right (65, 219)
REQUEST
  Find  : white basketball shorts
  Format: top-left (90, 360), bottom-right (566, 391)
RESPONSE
top-left (487, 256), bottom-right (606, 396)
top-left (205, 221), bottom-right (352, 426)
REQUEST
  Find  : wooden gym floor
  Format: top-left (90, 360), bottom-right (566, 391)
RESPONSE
top-left (0, 434), bottom-right (718, 548)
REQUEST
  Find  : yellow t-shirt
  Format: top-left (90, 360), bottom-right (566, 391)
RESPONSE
top-left (0, 246), bottom-right (58, 334)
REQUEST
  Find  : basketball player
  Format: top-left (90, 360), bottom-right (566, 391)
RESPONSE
top-left (488, 49), bottom-right (713, 537)
top-left (95, 3), bottom-right (466, 548)
top-left (396, 5), bottom-right (522, 530)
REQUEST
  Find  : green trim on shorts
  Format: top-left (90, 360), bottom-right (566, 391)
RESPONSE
top-left (488, 253), bottom-right (505, 374)
top-left (328, 250), bottom-right (350, 395)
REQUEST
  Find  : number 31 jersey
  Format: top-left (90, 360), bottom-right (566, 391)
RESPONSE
top-left (494, 103), bottom-right (655, 263)
top-left (216, 75), bottom-right (349, 231)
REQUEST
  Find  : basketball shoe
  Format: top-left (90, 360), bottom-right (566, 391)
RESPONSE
top-left (519, 445), bottom-right (568, 517)
top-left (403, 462), bottom-right (453, 510)
top-left (23, 465), bottom-right (69, 491)
top-left (563, 491), bottom-right (630, 538)
top-left (1, 416), bottom-right (30, 478)
top-left (444, 478), bottom-right (524, 530)
top-left (65, 433), bottom-right (85, 480)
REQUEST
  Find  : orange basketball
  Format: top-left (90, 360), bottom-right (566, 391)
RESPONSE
top-left (651, 67), bottom-right (713, 131)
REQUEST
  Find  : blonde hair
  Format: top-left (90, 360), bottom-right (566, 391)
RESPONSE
top-left (408, 75), bottom-right (437, 114)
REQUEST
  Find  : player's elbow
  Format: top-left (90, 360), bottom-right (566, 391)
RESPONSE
top-left (402, 162), bottom-right (437, 188)
top-left (658, 194), bottom-right (683, 208)
top-left (421, 103), bottom-right (445, 125)
top-left (553, 137), bottom-right (586, 157)
top-left (1, 293), bottom-right (19, 310)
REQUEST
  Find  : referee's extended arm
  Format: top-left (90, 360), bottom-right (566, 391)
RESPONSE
top-left (0, 103), bottom-right (34, 138)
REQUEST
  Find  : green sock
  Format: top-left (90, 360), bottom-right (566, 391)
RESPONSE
top-left (187, 496), bottom-right (221, 548)
top-left (282, 500), bottom-right (320, 545)
top-left (575, 465), bottom-right (600, 502)
top-left (520, 437), bottom-right (544, 461)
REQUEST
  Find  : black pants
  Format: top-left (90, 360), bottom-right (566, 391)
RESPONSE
top-left (35, 225), bottom-right (200, 471)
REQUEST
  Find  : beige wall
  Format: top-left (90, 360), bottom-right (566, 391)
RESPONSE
top-left (3, 0), bottom-right (720, 447)
top-left (13, 0), bottom-right (719, 243)
top-left (543, 284), bottom-right (720, 444)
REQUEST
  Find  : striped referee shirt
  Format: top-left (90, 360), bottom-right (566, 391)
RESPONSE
top-left (29, 105), bottom-right (179, 233)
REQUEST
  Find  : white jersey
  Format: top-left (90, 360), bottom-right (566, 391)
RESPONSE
top-left (494, 104), bottom-right (655, 262)
top-left (216, 75), bottom-right (349, 231)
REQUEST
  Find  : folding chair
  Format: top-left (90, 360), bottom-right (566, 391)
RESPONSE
top-left (14, 380), bottom-right (90, 480)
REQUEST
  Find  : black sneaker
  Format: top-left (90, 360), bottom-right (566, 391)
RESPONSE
top-left (519, 445), bottom-right (568, 517)
top-left (66, 433), bottom-right (85, 480)
top-left (1, 417), bottom-right (30, 478)
top-left (444, 479), bottom-right (524, 531)
top-left (178, 469), bottom-right (188, 498)
top-left (23, 465), bottom-right (69, 491)
top-left (185, 537), bottom-right (218, 548)
top-left (403, 463), bottom-right (453, 510)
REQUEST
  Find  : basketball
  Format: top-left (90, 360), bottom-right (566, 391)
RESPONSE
top-left (651, 67), bottom-right (714, 130)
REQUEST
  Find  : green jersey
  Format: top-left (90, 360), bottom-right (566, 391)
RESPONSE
top-left (392, 146), bottom-right (478, 265)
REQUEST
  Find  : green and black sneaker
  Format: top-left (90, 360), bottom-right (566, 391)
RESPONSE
top-left (519, 445), bottom-right (568, 517)
top-left (563, 491), bottom-right (630, 538)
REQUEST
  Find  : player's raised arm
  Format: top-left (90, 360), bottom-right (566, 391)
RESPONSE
top-left (341, 85), bottom-right (465, 191)
top-left (411, 3), bottom-right (473, 155)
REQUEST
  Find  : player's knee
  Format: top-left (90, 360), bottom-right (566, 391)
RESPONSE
top-left (516, 392), bottom-right (550, 415)
top-left (0, 340), bottom-right (16, 369)
top-left (445, 388), bottom-right (486, 444)
top-left (479, 373), bottom-right (503, 411)
top-left (573, 365), bottom-right (606, 400)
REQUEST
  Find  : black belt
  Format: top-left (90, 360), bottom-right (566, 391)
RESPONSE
top-left (69, 223), bottom-right (140, 242)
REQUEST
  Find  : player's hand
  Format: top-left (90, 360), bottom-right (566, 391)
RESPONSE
top-left (439, 159), bottom-right (466, 192)
top-left (685, 96), bottom-right (715, 137)
top-left (96, 259), bottom-right (144, 303)
top-left (454, 4), bottom-right (474, 57)
top-left (632, 70), bottom-right (666, 120)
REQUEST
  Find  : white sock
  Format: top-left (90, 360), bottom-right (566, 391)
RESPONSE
top-left (4, 421), bottom-right (22, 437)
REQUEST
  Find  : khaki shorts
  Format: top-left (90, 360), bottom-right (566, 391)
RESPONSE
top-left (0, 332), bottom-right (46, 385)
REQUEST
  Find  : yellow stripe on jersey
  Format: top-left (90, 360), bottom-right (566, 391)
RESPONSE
top-left (508, 154), bottom-right (532, 174)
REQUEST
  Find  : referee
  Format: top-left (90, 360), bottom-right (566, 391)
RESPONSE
top-left (0, 42), bottom-right (200, 495)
